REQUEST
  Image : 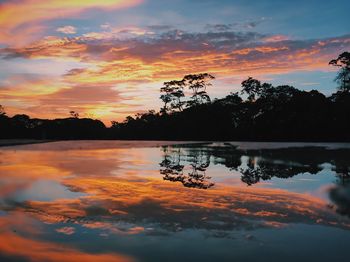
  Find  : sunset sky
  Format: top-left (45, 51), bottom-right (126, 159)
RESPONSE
top-left (0, 0), bottom-right (349, 124)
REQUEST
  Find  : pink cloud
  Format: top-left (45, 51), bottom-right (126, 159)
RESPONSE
top-left (0, 0), bottom-right (143, 46)
top-left (56, 26), bottom-right (77, 34)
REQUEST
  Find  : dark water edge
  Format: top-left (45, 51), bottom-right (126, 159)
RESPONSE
top-left (3, 138), bottom-right (350, 147)
top-left (0, 139), bottom-right (55, 147)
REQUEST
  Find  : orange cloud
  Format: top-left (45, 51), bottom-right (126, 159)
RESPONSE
top-left (0, 229), bottom-right (133, 262)
top-left (0, 0), bottom-right (143, 46)
top-left (0, 209), bottom-right (134, 261)
top-left (232, 46), bottom-right (290, 55)
top-left (1, 28), bottom-right (349, 121)
top-left (263, 35), bottom-right (290, 42)
top-left (56, 26), bottom-right (77, 35)
top-left (56, 226), bottom-right (76, 235)
top-left (4, 32), bottom-right (349, 77)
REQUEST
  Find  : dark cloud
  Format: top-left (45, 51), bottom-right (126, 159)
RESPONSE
top-left (243, 18), bottom-right (267, 29)
top-left (146, 25), bottom-right (173, 31)
top-left (206, 20), bottom-right (265, 32)
top-left (64, 68), bottom-right (87, 77)
top-left (205, 24), bottom-right (235, 32)
top-left (0, 29), bottom-right (266, 61)
top-left (1, 28), bottom-right (349, 81)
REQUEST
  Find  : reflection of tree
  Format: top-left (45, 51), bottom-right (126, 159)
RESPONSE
top-left (160, 144), bottom-right (350, 204)
top-left (160, 147), bottom-right (214, 189)
top-left (207, 146), bottom-right (324, 186)
top-left (329, 162), bottom-right (350, 217)
top-left (193, 145), bottom-right (350, 219)
top-left (160, 148), bottom-right (185, 183)
top-left (238, 157), bottom-right (321, 186)
top-left (334, 164), bottom-right (350, 185)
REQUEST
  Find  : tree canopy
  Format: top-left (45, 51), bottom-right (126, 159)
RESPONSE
top-left (329, 52), bottom-right (350, 92)
top-left (160, 73), bottom-right (215, 113)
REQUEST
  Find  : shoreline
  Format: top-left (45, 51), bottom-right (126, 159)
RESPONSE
top-left (0, 139), bottom-right (55, 147)
top-left (0, 139), bottom-right (203, 149)
top-left (1, 139), bottom-right (350, 151)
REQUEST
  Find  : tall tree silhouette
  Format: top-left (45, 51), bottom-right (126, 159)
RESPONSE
top-left (160, 80), bottom-right (185, 113)
top-left (241, 77), bottom-right (262, 101)
top-left (241, 77), bottom-right (277, 101)
top-left (329, 52), bottom-right (350, 92)
top-left (160, 73), bottom-right (214, 112)
top-left (184, 73), bottom-right (214, 107)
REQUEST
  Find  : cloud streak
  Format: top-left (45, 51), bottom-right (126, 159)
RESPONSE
top-left (0, 0), bottom-right (143, 45)
top-left (3, 29), bottom-right (349, 77)
top-left (57, 26), bottom-right (77, 34)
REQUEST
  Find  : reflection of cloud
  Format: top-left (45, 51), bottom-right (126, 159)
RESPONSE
top-left (0, 142), bottom-right (350, 262)
top-left (0, 212), bottom-right (134, 261)
top-left (0, 162), bottom-right (70, 200)
top-left (56, 226), bottom-right (76, 235)
top-left (6, 175), bottom-right (349, 235)
top-left (1, 143), bottom-right (350, 241)
top-left (0, 228), bottom-right (133, 262)
top-left (84, 222), bottom-right (144, 235)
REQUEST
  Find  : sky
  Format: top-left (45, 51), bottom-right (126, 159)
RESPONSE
top-left (0, 0), bottom-right (349, 124)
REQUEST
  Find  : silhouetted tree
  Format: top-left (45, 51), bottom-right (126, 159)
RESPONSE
top-left (160, 80), bottom-right (185, 113)
top-left (111, 120), bottom-right (119, 128)
top-left (329, 52), bottom-right (350, 92)
top-left (222, 92), bottom-right (243, 105)
top-left (70, 111), bottom-right (79, 118)
top-left (12, 114), bottom-right (31, 128)
top-left (0, 105), bottom-right (5, 116)
top-left (183, 73), bottom-right (214, 107)
top-left (241, 77), bottom-right (262, 101)
top-left (125, 116), bottom-right (135, 123)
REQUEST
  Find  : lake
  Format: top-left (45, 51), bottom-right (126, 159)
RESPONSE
top-left (0, 141), bottom-right (350, 262)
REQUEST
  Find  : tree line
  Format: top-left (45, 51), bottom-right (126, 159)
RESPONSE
top-left (1, 52), bottom-right (349, 141)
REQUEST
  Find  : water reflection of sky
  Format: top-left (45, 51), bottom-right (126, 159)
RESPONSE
top-left (0, 141), bottom-right (350, 262)
top-left (7, 180), bottom-right (87, 202)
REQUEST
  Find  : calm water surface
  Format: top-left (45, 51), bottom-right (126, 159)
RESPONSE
top-left (0, 141), bottom-right (350, 262)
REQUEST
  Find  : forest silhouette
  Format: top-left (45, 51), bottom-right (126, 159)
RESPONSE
top-left (1, 52), bottom-right (349, 141)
